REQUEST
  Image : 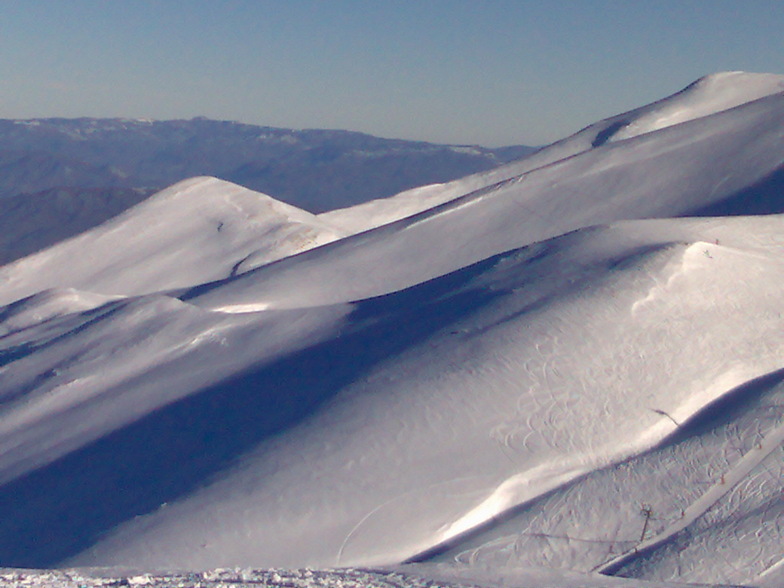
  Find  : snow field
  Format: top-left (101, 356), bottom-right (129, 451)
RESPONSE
top-left (46, 217), bottom-right (784, 577)
top-left (428, 333), bottom-right (784, 585)
top-left (0, 566), bottom-right (698, 588)
top-left (0, 72), bottom-right (783, 588)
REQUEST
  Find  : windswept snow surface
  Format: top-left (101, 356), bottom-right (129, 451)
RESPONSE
top-left (1, 72), bottom-right (783, 588)
top-left (1, 215), bottom-right (783, 587)
top-left (320, 71), bottom-right (784, 234)
top-left (190, 85), bottom-right (784, 311)
top-left (0, 177), bottom-right (345, 305)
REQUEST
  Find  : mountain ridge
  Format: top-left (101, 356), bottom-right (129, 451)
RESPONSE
top-left (0, 116), bottom-right (534, 212)
top-left (0, 72), bottom-right (782, 588)
top-left (0, 117), bottom-right (534, 265)
top-left (320, 71), bottom-right (784, 234)
top-left (190, 85), bottom-right (784, 311)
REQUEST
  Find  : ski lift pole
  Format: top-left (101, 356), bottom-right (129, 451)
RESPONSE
top-left (639, 504), bottom-right (653, 543)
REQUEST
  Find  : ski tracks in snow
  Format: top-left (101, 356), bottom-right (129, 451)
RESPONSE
top-left (595, 412), bottom-right (784, 575)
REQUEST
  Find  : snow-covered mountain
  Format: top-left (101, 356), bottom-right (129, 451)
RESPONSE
top-left (0, 118), bottom-right (532, 266)
top-left (191, 72), bottom-right (784, 311)
top-left (0, 72), bottom-right (783, 588)
top-left (0, 177), bottom-right (345, 304)
top-left (319, 71), bottom-right (784, 234)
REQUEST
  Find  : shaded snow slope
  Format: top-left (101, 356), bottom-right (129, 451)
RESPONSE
top-left (189, 90), bottom-right (784, 311)
top-left (0, 214), bottom-right (782, 588)
top-left (0, 177), bottom-right (345, 306)
top-left (0, 292), bottom-right (350, 489)
top-left (320, 71), bottom-right (784, 233)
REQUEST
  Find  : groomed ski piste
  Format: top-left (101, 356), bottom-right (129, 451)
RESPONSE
top-left (0, 72), bottom-right (783, 588)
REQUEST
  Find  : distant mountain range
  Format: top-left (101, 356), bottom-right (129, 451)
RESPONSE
top-left (0, 117), bottom-right (533, 264)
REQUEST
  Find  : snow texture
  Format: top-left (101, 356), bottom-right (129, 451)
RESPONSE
top-left (0, 71), bottom-right (782, 588)
top-left (0, 565), bottom-right (697, 588)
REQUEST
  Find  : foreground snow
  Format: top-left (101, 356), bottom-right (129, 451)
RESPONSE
top-left (0, 72), bottom-right (782, 588)
top-left (0, 565), bottom-right (701, 588)
top-left (1, 215), bottom-right (782, 587)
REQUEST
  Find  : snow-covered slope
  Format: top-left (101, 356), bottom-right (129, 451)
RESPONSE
top-left (597, 70), bottom-right (784, 142)
top-left (0, 177), bottom-right (345, 305)
top-left (0, 565), bottom-right (695, 588)
top-left (190, 86), bottom-right (784, 311)
top-left (0, 214), bottom-right (782, 587)
top-left (0, 72), bottom-right (783, 588)
top-left (69, 216), bottom-right (784, 576)
top-left (320, 71), bottom-right (784, 234)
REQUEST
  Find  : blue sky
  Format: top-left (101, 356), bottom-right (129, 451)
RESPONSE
top-left (1, 0), bottom-right (781, 146)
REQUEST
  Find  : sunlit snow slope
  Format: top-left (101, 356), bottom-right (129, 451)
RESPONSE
top-left (320, 71), bottom-right (784, 234)
top-left (0, 72), bottom-right (783, 588)
top-left (189, 74), bottom-right (784, 311)
top-left (0, 176), bottom-right (345, 305)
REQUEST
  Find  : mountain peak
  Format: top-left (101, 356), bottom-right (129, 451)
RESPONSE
top-left (0, 177), bottom-right (346, 305)
top-left (595, 70), bottom-right (784, 145)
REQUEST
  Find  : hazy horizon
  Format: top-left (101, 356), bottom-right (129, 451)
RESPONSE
top-left (1, 0), bottom-right (782, 147)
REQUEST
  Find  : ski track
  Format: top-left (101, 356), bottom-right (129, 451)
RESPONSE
top-left (756, 554), bottom-right (784, 587)
top-left (336, 475), bottom-right (487, 568)
top-left (595, 410), bottom-right (784, 575)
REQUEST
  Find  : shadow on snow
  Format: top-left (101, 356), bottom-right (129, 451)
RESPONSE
top-left (0, 255), bottom-right (507, 567)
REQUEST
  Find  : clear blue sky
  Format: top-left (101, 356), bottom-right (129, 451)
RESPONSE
top-left (1, 0), bottom-right (781, 146)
